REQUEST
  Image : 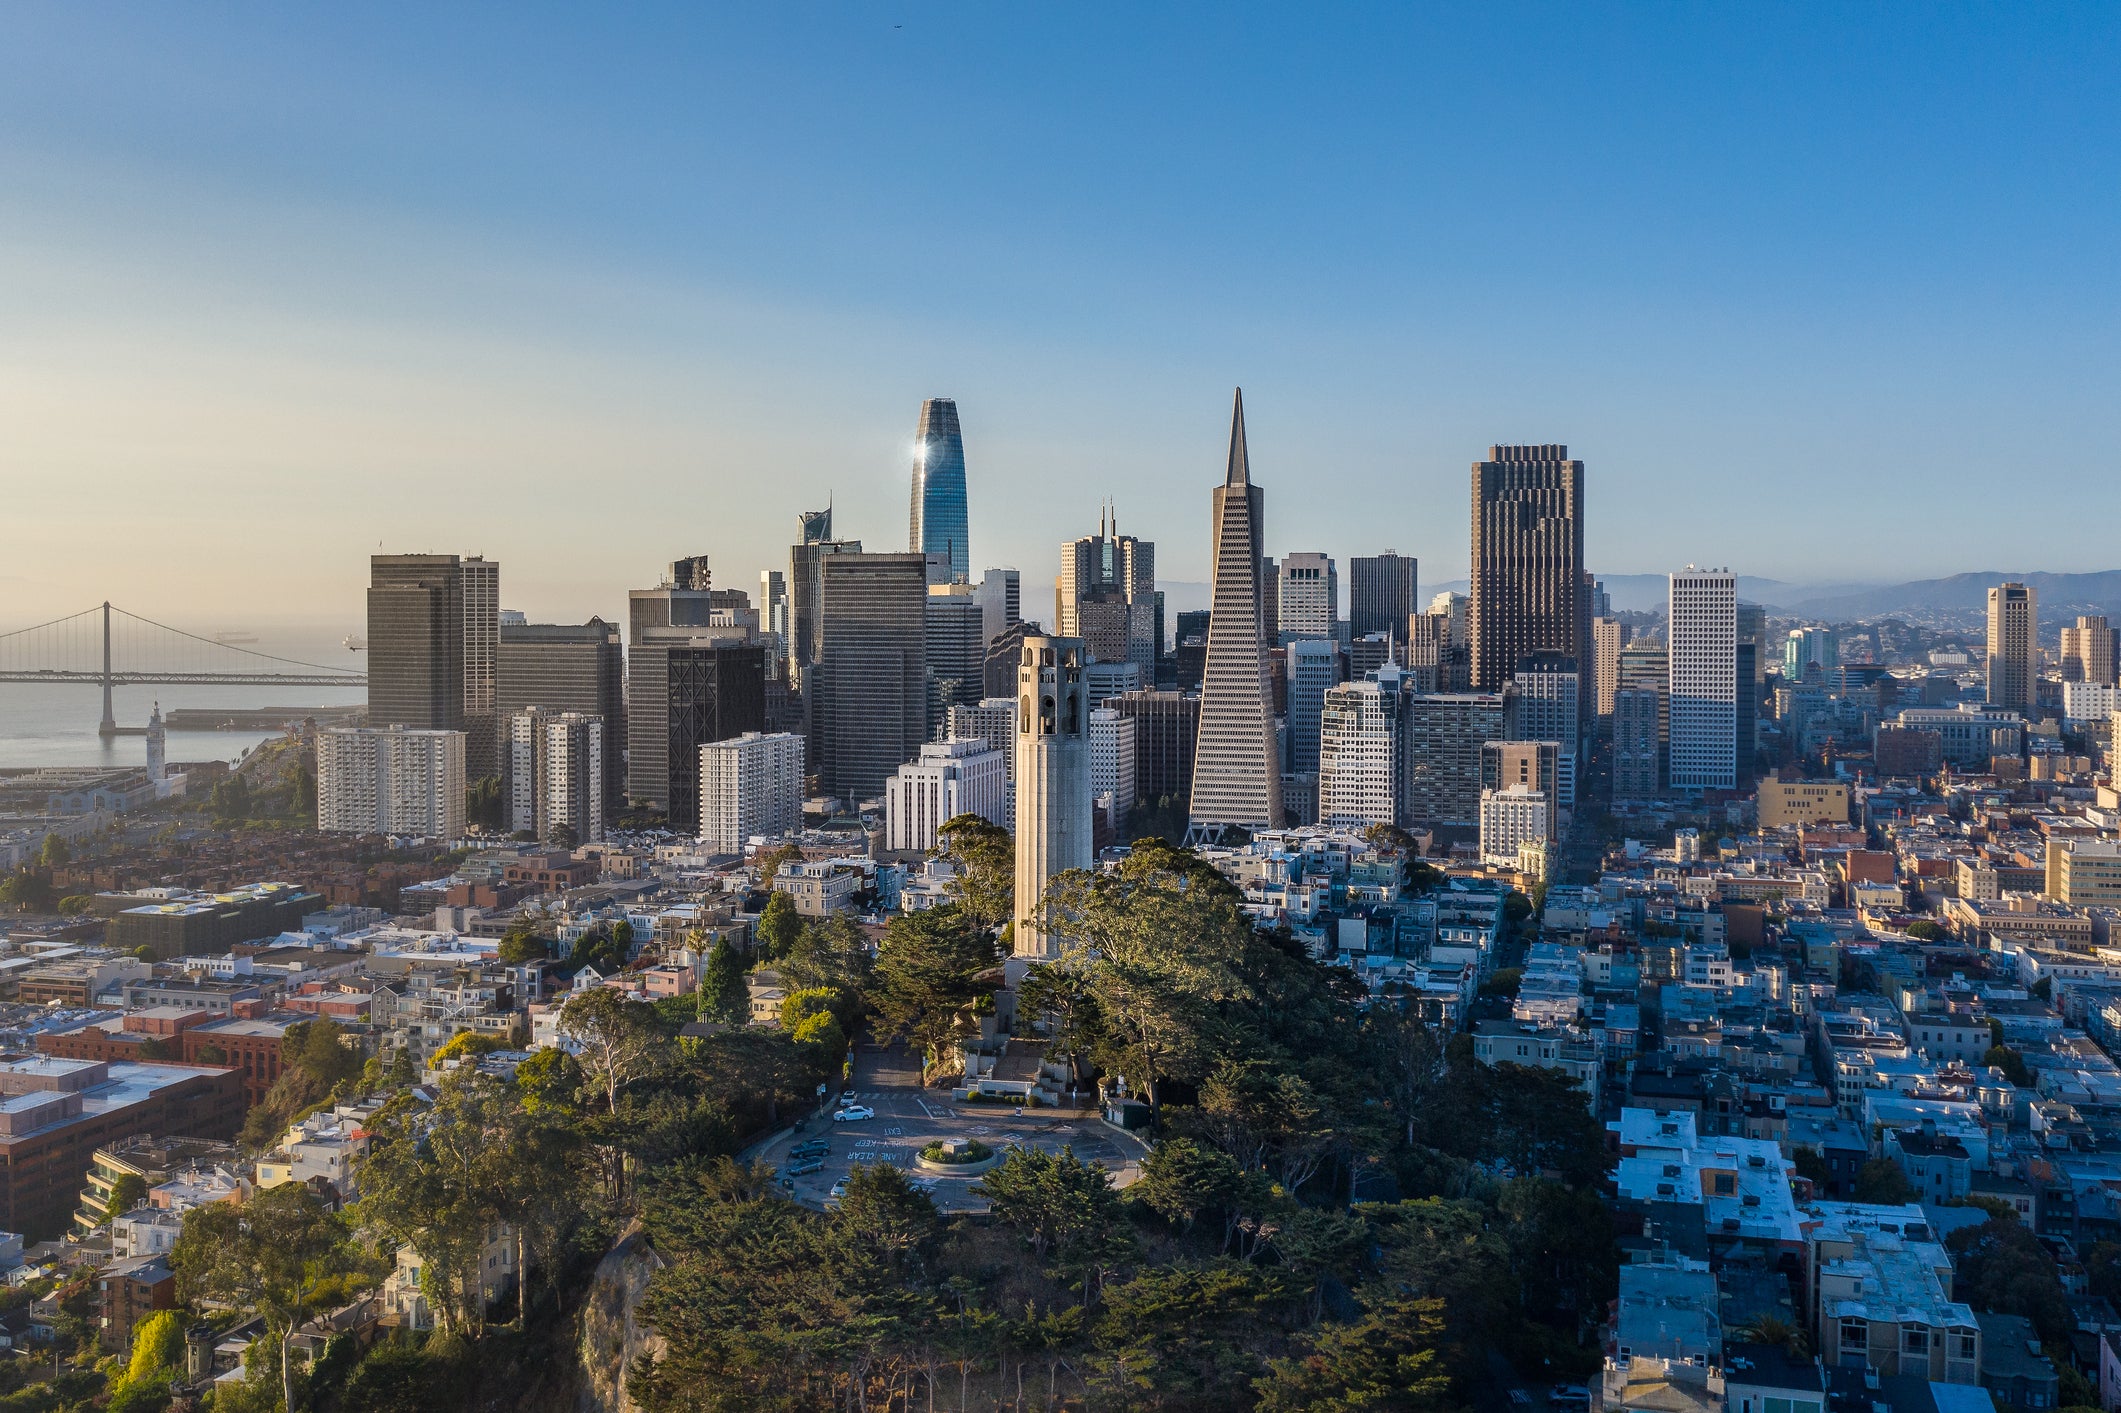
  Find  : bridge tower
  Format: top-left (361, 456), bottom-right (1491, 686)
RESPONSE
top-left (98, 601), bottom-right (116, 738)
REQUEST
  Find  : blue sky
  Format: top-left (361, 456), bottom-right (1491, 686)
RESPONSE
top-left (2, 4), bottom-right (2116, 628)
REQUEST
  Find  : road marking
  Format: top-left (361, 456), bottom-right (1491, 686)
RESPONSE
top-left (916, 1098), bottom-right (939, 1118)
top-left (885, 1127), bottom-right (903, 1136)
top-left (854, 1138), bottom-right (877, 1147)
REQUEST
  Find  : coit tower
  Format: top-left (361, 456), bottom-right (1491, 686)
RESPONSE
top-left (1012, 634), bottom-right (1092, 972)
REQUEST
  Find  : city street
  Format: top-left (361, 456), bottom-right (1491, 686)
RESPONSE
top-left (749, 1042), bottom-right (1148, 1214)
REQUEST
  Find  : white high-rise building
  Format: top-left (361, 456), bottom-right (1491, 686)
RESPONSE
top-left (1278, 552), bottom-right (1338, 643)
top-left (978, 568), bottom-right (1020, 647)
top-left (946, 698), bottom-right (1018, 783)
top-left (1479, 785), bottom-right (1552, 867)
top-left (1668, 568), bottom-right (1737, 792)
top-left (697, 731), bottom-right (805, 856)
top-left (1014, 635), bottom-right (1092, 965)
top-left (885, 738), bottom-right (1007, 853)
top-left (1286, 639), bottom-right (1343, 776)
top-left (1318, 673), bottom-right (1400, 828)
top-left (1089, 707), bottom-right (1137, 827)
top-left (1427, 591), bottom-right (1468, 649)
top-left (317, 726), bottom-right (466, 838)
top-left (508, 708), bottom-right (605, 844)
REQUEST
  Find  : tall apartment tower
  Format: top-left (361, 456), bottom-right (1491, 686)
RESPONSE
top-left (1468, 445), bottom-right (1586, 692)
top-left (1612, 689), bottom-right (1662, 800)
top-left (1088, 706), bottom-right (1138, 827)
top-left (909, 398), bottom-right (971, 583)
top-left (760, 569), bottom-right (790, 680)
top-left (316, 725), bottom-right (466, 838)
top-left (628, 562), bottom-right (766, 831)
top-left (507, 708), bottom-right (605, 844)
top-left (1318, 673), bottom-right (1401, 829)
top-left (1189, 390), bottom-right (1283, 832)
top-left (886, 739), bottom-right (1008, 853)
top-left (367, 555), bottom-right (465, 734)
top-left (1285, 639), bottom-right (1345, 775)
top-left (458, 556), bottom-right (500, 778)
top-left (2060, 615), bottom-right (2114, 685)
top-left (978, 568), bottom-right (1021, 647)
top-left (1399, 692), bottom-right (1507, 828)
top-left (1277, 553), bottom-right (1338, 644)
top-left (697, 731), bottom-right (805, 855)
top-left (1987, 582), bottom-right (2037, 714)
top-left (1013, 634), bottom-right (1093, 966)
top-left (498, 618), bottom-right (626, 809)
top-left (812, 552), bottom-right (930, 805)
top-left (1668, 568), bottom-right (1738, 791)
top-left (925, 581), bottom-right (988, 731)
top-left (1506, 653), bottom-right (1580, 807)
top-left (1592, 617), bottom-right (1632, 718)
top-left (789, 508), bottom-right (861, 690)
top-left (1348, 553), bottom-right (1418, 641)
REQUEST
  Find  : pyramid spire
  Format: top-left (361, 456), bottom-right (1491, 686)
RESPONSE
top-left (1225, 387), bottom-right (1249, 488)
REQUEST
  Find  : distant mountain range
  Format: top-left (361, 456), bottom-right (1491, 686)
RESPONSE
top-left (1159, 570), bottom-right (2121, 627)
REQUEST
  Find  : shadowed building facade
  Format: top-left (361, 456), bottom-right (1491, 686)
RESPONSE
top-left (1468, 446), bottom-right (1586, 693)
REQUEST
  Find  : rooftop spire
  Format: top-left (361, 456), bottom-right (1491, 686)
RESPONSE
top-left (1225, 387), bottom-right (1249, 488)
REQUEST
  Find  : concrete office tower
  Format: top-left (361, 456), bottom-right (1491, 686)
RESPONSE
top-left (926, 581), bottom-right (987, 731)
top-left (1014, 635), bottom-right (1093, 964)
top-left (628, 562), bottom-right (767, 832)
top-left (1318, 674), bottom-right (1400, 828)
top-left (789, 508), bottom-right (861, 691)
top-left (317, 725), bottom-right (466, 837)
top-left (499, 619), bottom-right (625, 809)
top-left (1285, 639), bottom-right (1345, 775)
top-left (1428, 591), bottom-right (1468, 649)
top-left (1058, 508), bottom-right (1158, 670)
top-left (1114, 690), bottom-right (1199, 807)
top-left (459, 556), bottom-right (500, 778)
top-left (1349, 553), bottom-right (1418, 641)
top-left (1468, 445), bottom-right (1586, 692)
top-left (812, 552), bottom-right (930, 805)
top-left (946, 699), bottom-right (1019, 783)
top-left (1736, 603), bottom-right (1768, 688)
top-left (1479, 785), bottom-right (1552, 867)
top-left (1669, 569), bottom-right (1738, 792)
top-left (1278, 553), bottom-right (1338, 643)
top-left (886, 739), bottom-right (1007, 853)
top-left (507, 708), bottom-right (605, 844)
top-left (2060, 615), bottom-right (2114, 685)
top-left (909, 398), bottom-right (971, 583)
top-left (1506, 655), bottom-right (1580, 808)
top-left (1089, 707), bottom-right (1137, 827)
top-left (979, 568), bottom-right (1021, 647)
top-left (144, 704), bottom-right (165, 783)
top-left (1592, 617), bottom-right (1632, 718)
top-left (1986, 582), bottom-right (2037, 714)
top-left (1084, 660), bottom-right (1143, 707)
top-left (760, 569), bottom-right (790, 680)
top-left (1612, 688), bottom-right (1662, 799)
top-left (368, 554), bottom-right (465, 733)
top-left (1399, 692), bottom-right (1507, 829)
top-left (1189, 391), bottom-right (1283, 832)
top-left (697, 731), bottom-right (805, 855)
top-left (1482, 739), bottom-right (1561, 822)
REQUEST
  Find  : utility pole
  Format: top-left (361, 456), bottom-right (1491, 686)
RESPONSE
top-left (98, 601), bottom-right (116, 738)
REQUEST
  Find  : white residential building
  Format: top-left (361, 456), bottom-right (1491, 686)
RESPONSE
top-left (697, 731), bottom-right (805, 856)
top-left (316, 726), bottom-right (466, 838)
top-left (1668, 568), bottom-right (1737, 791)
top-left (507, 708), bottom-right (605, 843)
top-left (945, 698), bottom-right (1018, 784)
top-left (884, 738), bottom-right (1007, 853)
top-left (1318, 675), bottom-right (1399, 828)
top-left (1088, 707), bottom-right (1137, 823)
top-left (1479, 784), bottom-right (1551, 867)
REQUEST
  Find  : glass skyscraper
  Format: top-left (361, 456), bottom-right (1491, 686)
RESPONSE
top-left (909, 397), bottom-right (970, 583)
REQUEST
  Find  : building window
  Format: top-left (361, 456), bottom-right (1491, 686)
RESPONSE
top-left (1903, 1327), bottom-right (1928, 1356)
top-left (1842, 1319), bottom-right (1868, 1351)
top-left (1951, 1332), bottom-right (1976, 1361)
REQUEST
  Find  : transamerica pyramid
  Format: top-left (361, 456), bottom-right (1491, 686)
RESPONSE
top-left (1188, 389), bottom-right (1283, 833)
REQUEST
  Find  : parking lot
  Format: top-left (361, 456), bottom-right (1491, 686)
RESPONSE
top-left (750, 1042), bottom-right (1147, 1213)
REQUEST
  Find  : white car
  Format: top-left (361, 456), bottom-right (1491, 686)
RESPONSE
top-left (832, 1105), bottom-right (875, 1123)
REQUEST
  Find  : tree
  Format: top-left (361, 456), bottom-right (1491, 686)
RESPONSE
top-left (1478, 967), bottom-right (1524, 998)
top-left (38, 833), bottom-right (71, 868)
top-left (466, 775), bottom-right (505, 829)
top-left (1853, 1158), bottom-right (1918, 1205)
top-left (1733, 1314), bottom-right (1810, 1357)
top-left (560, 987), bottom-right (663, 1117)
top-left (977, 1144), bottom-right (1135, 1296)
top-left (755, 843), bottom-right (805, 885)
top-left (779, 912), bottom-right (874, 995)
top-left (869, 905), bottom-right (1001, 1078)
top-left (104, 1172), bottom-right (149, 1224)
top-left (755, 891), bottom-right (803, 958)
top-left (497, 922), bottom-right (550, 965)
top-left (696, 937), bottom-right (747, 1023)
top-left (1132, 1137), bottom-right (1243, 1234)
top-left (1950, 1214), bottom-right (2074, 1348)
top-left (170, 1182), bottom-right (359, 1413)
top-left (1255, 1293), bottom-right (1452, 1413)
top-left (1984, 1044), bottom-right (2034, 1087)
top-left (1095, 1262), bottom-right (1282, 1406)
top-left (1906, 920), bottom-right (1945, 941)
top-left (431, 1029), bottom-right (506, 1069)
top-left (934, 814), bottom-right (1014, 933)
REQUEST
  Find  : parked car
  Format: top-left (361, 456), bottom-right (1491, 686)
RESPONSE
top-left (1550, 1385), bottom-right (1591, 1407)
top-left (833, 1105), bottom-right (875, 1123)
top-left (790, 1139), bottom-right (830, 1159)
top-left (783, 1156), bottom-right (824, 1178)
top-left (840, 1089), bottom-right (858, 1104)
top-left (828, 1180), bottom-right (848, 1203)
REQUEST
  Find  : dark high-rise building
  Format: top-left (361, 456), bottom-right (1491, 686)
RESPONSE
top-left (1735, 640), bottom-right (1757, 787)
top-left (1349, 552), bottom-right (1418, 641)
top-left (909, 398), bottom-right (971, 583)
top-left (1115, 689), bottom-right (1200, 806)
top-left (1189, 391), bottom-right (1282, 831)
top-left (1468, 445), bottom-right (1585, 691)
top-left (984, 620), bottom-right (1037, 701)
top-left (925, 582), bottom-right (986, 733)
top-left (498, 619), bottom-right (626, 809)
top-left (627, 562), bottom-right (765, 829)
top-left (368, 555), bottom-right (465, 734)
top-left (789, 508), bottom-right (861, 692)
top-left (812, 552), bottom-right (929, 804)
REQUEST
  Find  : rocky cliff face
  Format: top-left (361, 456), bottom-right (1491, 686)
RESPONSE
top-left (575, 1224), bottom-right (667, 1413)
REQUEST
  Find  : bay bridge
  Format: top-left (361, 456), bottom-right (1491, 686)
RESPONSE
top-left (0, 602), bottom-right (367, 736)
